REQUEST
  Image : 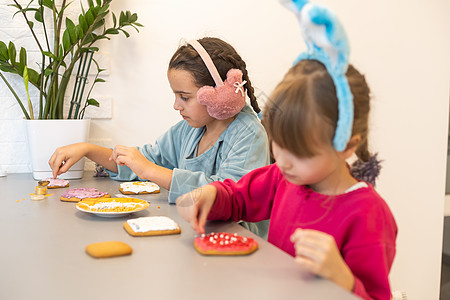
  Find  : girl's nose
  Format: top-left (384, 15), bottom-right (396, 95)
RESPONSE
top-left (275, 155), bottom-right (290, 170)
top-left (173, 98), bottom-right (183, 111)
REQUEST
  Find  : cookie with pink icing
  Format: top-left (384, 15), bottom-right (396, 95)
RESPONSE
top-left (45, 178), bottom-right (69, 189)
top-left (60, 187), bottom-right (110, 202)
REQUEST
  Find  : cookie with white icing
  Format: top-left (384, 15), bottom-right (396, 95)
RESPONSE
top-left (123, 216), bottom-right (181, 236)
top-left (194, 232), bottom-right (258, 256)
top-left (119, 181), bottom-right (160, 195)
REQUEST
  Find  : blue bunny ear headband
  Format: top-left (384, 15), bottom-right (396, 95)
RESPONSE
top-left (281, 0), bottom-right (353, 151)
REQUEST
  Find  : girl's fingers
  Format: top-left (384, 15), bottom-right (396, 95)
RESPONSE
top-left (295, 243), bottom-right (323, 261)
top-left (176, 192), bottom-right (203, 233)
top-left (292, 229), bottom-right (350, 284)
top-left (192, 218), bottom-right (203, 234)
top-left (292, 228), bottom-right (322, 238)
top-left (57, 161), bottom-right (70, 175)
top-left (292, 230), bottom-right (321, 250)
top-left (110, 146), bottom-right (123, 161)
top-left (51, 157), bottom-right (65, 177)
top-left (110, 146), bottom-right (141, 166)
top-left (176, 194), bottom-right (196, 220)
top-left (115, 156), bottom-right (126, 166)
top-left (290, 228), bottom-right (302, 242)
top-left (48, 153), bottom-right (56, 166)
top-left (48, 152), bottom-right (62, 175)
top-left (187, 203), bottom-right (198, 229)
top-left (292, 228), bottom-right (323, 242)
top-left (294, 236), bottom-right (324, 251)
top-left (176, 190), bottom-right (209, 234)
top-left (294, 256), bottom-right (315, 269)
top-left (109, 152), bottom-right (116, 162)
top-left (197, 209), bottom-right (209, 234)
top-left (292, 229), bottom-right (335, 262)
top-left (50, 162), bottom-right (59, 178)
top-left (292, 229), bottom-right (332, 246)
top-left (113, 145), bottom-right (131, 156)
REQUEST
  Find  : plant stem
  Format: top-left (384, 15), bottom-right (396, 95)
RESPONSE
top-left (13, 0), bottom-right (44, 53)
top-left (68, 52), bottom-right (85, 119)
top-left (23, 67), bottom-right (34, 119)
top-left (38, 56), bottom-right (45, 119)
top-left (0, 72), bottom-right (30, 119)
top-left (55, 0), bottom-right (67, 58)
top-left (40, 2), bottom-right (51, 52)
top-left (80, 65), bottom-right (101, 119)
top-left (49, 1), bottom-right (62, 119)
top-left (54, 58), bottom-right (77, 119)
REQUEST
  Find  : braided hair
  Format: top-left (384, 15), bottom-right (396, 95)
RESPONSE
top-left (168, 37), bottom-right (260, 114)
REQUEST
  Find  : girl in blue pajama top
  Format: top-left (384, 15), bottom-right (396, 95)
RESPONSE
top-left (111, 102), bottom-right (268, 203)
top-left (49, 37), bottom-right (270, 237)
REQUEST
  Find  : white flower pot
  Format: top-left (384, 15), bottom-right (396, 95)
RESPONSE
top-left (25, 119), bottom-right (91, 180)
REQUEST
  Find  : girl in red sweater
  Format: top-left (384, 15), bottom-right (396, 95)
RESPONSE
top-left (176, 1), bottom-right (397, 299)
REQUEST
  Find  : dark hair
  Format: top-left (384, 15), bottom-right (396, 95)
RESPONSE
top-left (168, 37), bottom-right (260, 114)
top-left (263, 60), bottom-right (380, 184)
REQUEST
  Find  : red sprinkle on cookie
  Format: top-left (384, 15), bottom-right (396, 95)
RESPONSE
top-left (194, 232), bottom-right (258, 256)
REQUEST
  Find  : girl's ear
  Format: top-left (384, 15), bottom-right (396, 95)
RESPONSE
top-left (340, 135), bottom-right (361, 159)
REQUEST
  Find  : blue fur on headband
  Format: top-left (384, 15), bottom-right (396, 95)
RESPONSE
top-left (282, 0), bottom-right (353, 151)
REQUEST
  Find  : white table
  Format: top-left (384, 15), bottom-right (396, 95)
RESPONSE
top-left (0, 173), bottom-right (357, 300)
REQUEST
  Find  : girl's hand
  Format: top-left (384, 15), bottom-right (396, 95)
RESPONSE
top-left (176, 185), bottom-right (217, 234)
top-left (49, 143), bottom-right (88, 178)
top-left (109, 145), bottom-right (154, 179)
top-left (290, 229), bottom-right (355, 291)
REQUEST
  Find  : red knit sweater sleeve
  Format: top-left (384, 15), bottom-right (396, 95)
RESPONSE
top-left (340, 189), bottom-right (397, 300)
top-left (348, 243), bottom-right (396, 300)
top-left (208, 164), bottom-right (282, 222)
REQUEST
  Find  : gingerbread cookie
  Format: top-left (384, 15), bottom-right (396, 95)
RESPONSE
top-left (77, 198), bottom-right (149, 215)
top-left (194, 232), bottom-right (258, 256)
top-left (124, 216), bottom-right (181, 236)
top-left (119, 181), bottom-right (160, 195)
top-left (45, 178), bottom-right (69, 189)
top-left (85, 241), bottom-right (132, 258)
top-left (60, 187), bottom-right (110, 202)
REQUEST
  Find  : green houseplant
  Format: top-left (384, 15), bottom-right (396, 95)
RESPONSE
top-left (0, 0), bottom-right (142, 179)
top-left (0, 0), bottom-right (142, 119)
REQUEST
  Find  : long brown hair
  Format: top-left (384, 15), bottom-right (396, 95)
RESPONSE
top-left (263, 59), bottom-right (372, 164)
top-left (168, 37), bottom-right (260, 114)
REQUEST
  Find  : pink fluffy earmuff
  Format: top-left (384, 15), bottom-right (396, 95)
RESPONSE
top-left (188, 40), bottom-right (246, 120)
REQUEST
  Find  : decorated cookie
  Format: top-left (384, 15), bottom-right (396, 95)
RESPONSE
top-left (124, 216), bottom-right (181, 236)
top-left (77, 198), bottom-right (149, 215)
top-left (85, 241), bottom-right (132, 258)
top-left (194, 232), bottom-right (258, 256)
top-left (60, 187), bottom-right (110, 202)
top-left (119, 181), bottom-right (160, 195)
top-left (45, 178), bottom-right (69, 189)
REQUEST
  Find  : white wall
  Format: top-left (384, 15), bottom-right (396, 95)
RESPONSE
top-left (1, 0), bottom-right (449, 299)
